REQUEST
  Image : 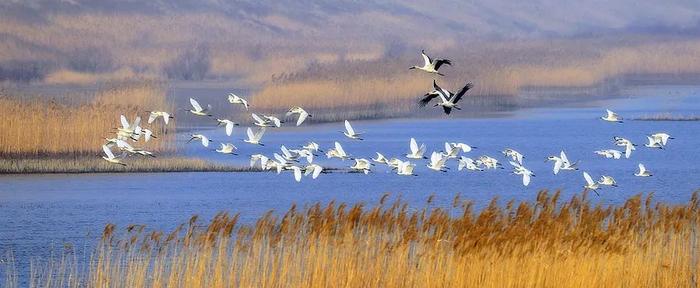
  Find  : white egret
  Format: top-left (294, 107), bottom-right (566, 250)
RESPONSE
top-left (263, 115), bottom-right (283, 127)
top-left (227, 93), bottom-right (249, 110)
top-left (250, 154), bottom-right (269, 169)
top-left (286, 106), bottom-right (312, 126)
top-left (251, 113), bottom-right (275, 127)
top-left (216, 119), bottom-right (239, 136)
top-left (101, 145), bottom-right (126, 166)
top-left (244, 127), bottom-right (266, 146)
top-left (502, 148), bottom-right (524, 165)
top-left (510, 161), bottom-right (534, 187)
top-left (188, 134), bottom-right (212, 147)
top-left (583, 172), bottom-right (600, 195)
top-left (635, 163), bottom-right (652, 177)
top-left (650, 132), bottom-right (673, 146)
top-left (304, 164), bottom-right (324, 179)
top-left (396, 160), bottom-right (417, 176)
top-left (427, 152), bottom-right (448, 172)
top-left (644, 136), bottom-right (664, 149)
top-left (215, 143), bottom-right (237, 155)
top-left (458, 157), bottom-right (483, 171)
top-left (601, 109), bottom-right (623, 123)
top-left (406, 138), bottom-right (427, 159)
top-left (342, 120), bottom-right (363, 140)
top-left (614, 137), bottom-right (636, 158)
top-left (147, 111), bottom-right (173, 125)
top-left (372, 152), bottom-right (389, 165)
top-left (187, 98), bottom-right (212, 117)
top-left (477, 155), bottom-right (503, 170)
top-left (326, 141), bottom-right (351, 160)
top-left (598, 175), bottom-right (617, 187)
top-left (351, 158), bottom-right (372, 174)
top-left (594, 149), bottom-right (622, 159)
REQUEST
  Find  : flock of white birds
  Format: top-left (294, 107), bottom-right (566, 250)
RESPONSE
top-left (101, 50), bottom-right (674, 193)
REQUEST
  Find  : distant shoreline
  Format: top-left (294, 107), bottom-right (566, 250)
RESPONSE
top-left (0, 157), bottom-right (259, 175)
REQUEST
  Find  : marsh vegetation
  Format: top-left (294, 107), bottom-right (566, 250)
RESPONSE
top-left (9, 191), bottom-right (699, 287)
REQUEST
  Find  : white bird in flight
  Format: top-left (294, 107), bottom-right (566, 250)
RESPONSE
top-left (216, 119), bottom-right (239, 136)
top-left (458, 157), bottom-right (482, 171)
top-left (427, 152), bottom-right (448, 172)
top-left (250, 154), bottom-right (269, 169)
top-left (502, 148), bottom-right (524, 165)
top-left (635, 163), bottom-right (652, 177)
top-left (326, 141), bottom-right (351, 160)
top-left (409, 50), bottom-right (452, 76)
top-left (598, 175), bottom-right (617, 187)
top-left (244, 127), bottom-right (266, 146)
top-left (547, 151), bottom-right (578, 174)
top-left (582, 172), bottom-right (600, 195)
top-left (187, 98), bottom-right (212, 117)
top-left (101, 145), bottom-right (126, 166)
top-left (227, 93), bottom-right (249, 110)
top-left (594, 149), bottom-right (622, 159)
top-left (251, 113), bottom-right (274, 127)
top-left (650, 132), bottom-right (673, 146)
top-left (263, 115), bottom-right (283, 128)
top-left (406, 138), bottom-right (427, 159)
top-left (601, 109), bottom-right (623, 123)
top-left (613, 137), bottom-right (636, 158)
top-left (215, 143), bottom-right (238, 155)
top-left (510, 161), bottom-right (534, 187)
top-left (477, 155), bottom-right (503, 170)
top-left (644, 136), bottom-right (664, 149)
top-left (342, 120), bottom-right (363, 140)
top-left (286, 106), bottom-right (312, 126)
top-left (371, 152), bottom-right (389, 165)
top-left (304, 164), bottom-right (324, 179)
top-left (188, 134), bottom-right (212, 147)
top-left (147, 111), bottom-right (173, 125)
top-left (351, 158), bottom-right (373, 174)
top-left (396, 160), bottom-right (417, 176)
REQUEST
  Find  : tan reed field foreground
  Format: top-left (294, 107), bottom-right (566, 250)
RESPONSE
top-left (16, 191), bottom-right (700, 288)
top-left (0, 81), bottom-right (174, 157)
top-left (0, 157), bottom-right (253, 174)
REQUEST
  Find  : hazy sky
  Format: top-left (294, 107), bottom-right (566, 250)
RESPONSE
top-left (2, 0), bottom-right (700, 39)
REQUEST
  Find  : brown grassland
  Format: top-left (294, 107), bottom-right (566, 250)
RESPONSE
top-left (13, 191), bottom-right (700, 287)
top-left (0, 81), bottom-right (174, 157)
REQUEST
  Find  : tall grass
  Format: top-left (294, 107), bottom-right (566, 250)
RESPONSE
top-left (0, 157), bottom-right (253, 174)
top-left (19, 191), bottom-right (700, 287)
top-left (0, 81), bottom-right (174, 157)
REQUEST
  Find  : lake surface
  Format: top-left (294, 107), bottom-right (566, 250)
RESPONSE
top-left (1, 85), bottom-right (700, 284)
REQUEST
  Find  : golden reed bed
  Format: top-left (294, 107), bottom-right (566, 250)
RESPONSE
top-left (15, 191), bottom-right (700, 287)
top-left (0, 81), bottom-right (174, 157)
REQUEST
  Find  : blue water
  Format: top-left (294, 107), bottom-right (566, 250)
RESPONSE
top-left (1, 85), bottom-right (700, 284)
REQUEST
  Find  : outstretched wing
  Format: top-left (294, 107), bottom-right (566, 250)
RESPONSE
top-left (189, 98), bottom-right (203, 112)
top-left (410, 138), bottom-right (418, 153)
top-left (148, 113), bottom-right (157, 124)
top-left (246, 127), bottom-right (254, 140)
top-left (421, 50), bottom-right (432, 66)
top-left (560, 151), bottom-right (570, 165)
top-left (251, 113), bottom-right (265, 124)
top-left (225, 122), bottom-right (233, 136)
top-left (120, 115), bottom-right (129, 129)
top-left (583, 172), bottom-right (594, 186)
top-left (103, 145), bottom-right (115, 159)
top-left (297, 111), bottom-right (309, 126)
top-left (433, 59), bottom-right (452, 70)
top-left (450, 83), bottom-right (473, 104)
top-left (254, 127), bottom-right (266, 140)
top-left (312, 165), bottom-right (323, 179)
top-left (522, 173), bottom-right (531, 186)
top-left (344, 120), bottom-right (355, 135)
top-left (419, 91), bottom-right (440, 107)
top-left (335, 142), bottom-right (345, 155)
top-left (638, 163), bottom-right (646, 173)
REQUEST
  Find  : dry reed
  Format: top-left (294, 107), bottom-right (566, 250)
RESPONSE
top-left (0, 157), bottom-right (253, 174)
top-left (18, 191), bottom-right (700, 287)
top-left (0, 81), bottom-right (175, 157)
